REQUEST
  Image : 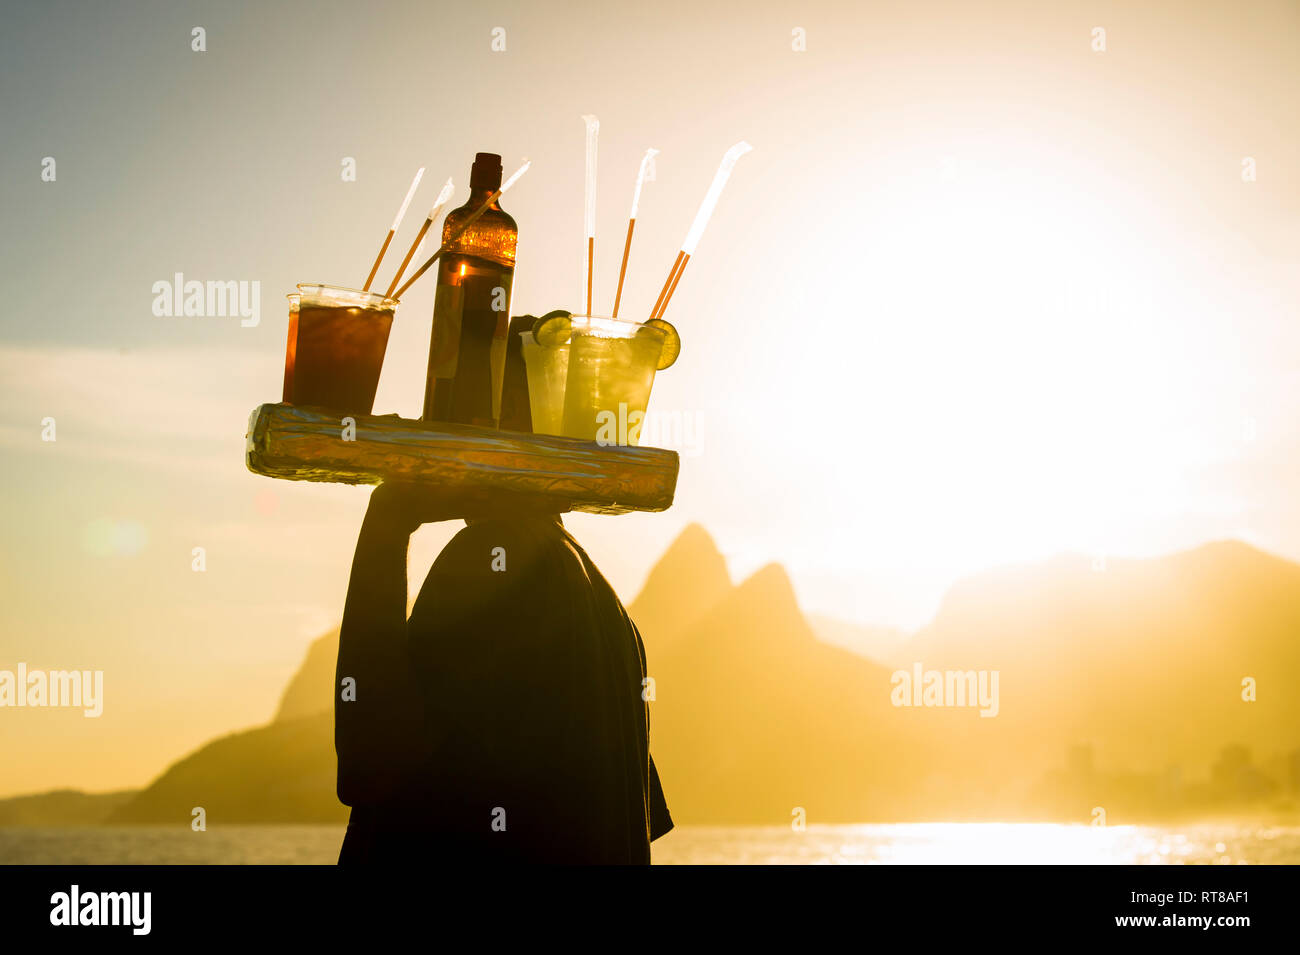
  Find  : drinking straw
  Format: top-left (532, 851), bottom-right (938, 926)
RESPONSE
top-left (612, 147), bottom-right (658, 318)
top-left (649, 141), bottom-right (752, 321)
top-left (394, 160), bottom-right (532, 299)
top-left (581, 115), bottom-right (599, 316)
top-left (363, 167), bottom-right (425, 291)
top-left (384, 177), bottom-right (455, 298)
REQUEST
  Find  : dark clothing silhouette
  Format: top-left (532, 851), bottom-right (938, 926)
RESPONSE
top-left (335, 512), bottom-right (672, 864)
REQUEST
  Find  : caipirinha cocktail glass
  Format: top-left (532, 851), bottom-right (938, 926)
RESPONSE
top-left (559, 316), bottom-right (666, 446)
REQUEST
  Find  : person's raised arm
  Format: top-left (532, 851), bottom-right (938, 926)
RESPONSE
top-left (334, 483), bottom-right (435, 805)
top-left (334, 483), bottom-right (567, 807)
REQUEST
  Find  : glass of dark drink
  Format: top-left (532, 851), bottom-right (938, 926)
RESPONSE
top-left (281, 284), bottom-right (397, 415)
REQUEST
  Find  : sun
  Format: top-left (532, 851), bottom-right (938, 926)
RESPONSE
top-left (774, 135), bottom-right (1232, 594)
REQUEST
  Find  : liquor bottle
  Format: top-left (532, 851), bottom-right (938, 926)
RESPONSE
top-left (422, 152), bottom-right (518, 426)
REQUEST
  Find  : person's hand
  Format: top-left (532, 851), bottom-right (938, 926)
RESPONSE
top-left (365, 481), bottom-right (569, 535)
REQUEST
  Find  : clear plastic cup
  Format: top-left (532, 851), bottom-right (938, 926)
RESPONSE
top-left (282, 284), bottom-right (397, 415)
top-left (281, 292), bottom-right (301, 404)
top-left (519, 330), bottom-right (570, 436)
top-left (559, 317), bottom-right (666, 446)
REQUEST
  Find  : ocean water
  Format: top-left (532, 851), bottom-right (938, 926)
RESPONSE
top-left (2, 823), bottom-right (1298, 865)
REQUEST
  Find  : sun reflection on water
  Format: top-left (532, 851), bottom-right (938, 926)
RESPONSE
top-left (651, 824), bottom-right (1298, 866)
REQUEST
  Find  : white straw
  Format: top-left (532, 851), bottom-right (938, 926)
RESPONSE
top-left (501, 159), bottom-right (531, 193)
top-left (581, 115), bottom-right (599, 239)
top-left (426, 177), bottom-right (454, 220)
top-left (390, 167), bottom-right (425, 232)
top-left (630, 147), bottom-right (659, 219)
top-left (681, 141), bottom-right (751, 255)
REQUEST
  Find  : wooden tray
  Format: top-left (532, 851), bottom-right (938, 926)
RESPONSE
top-left (245, 403), bottom-right (679, 515)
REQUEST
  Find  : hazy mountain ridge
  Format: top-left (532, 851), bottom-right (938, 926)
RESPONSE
top-left (0, 788), bottom-right (139, 826)
top-left (273, 630), bottom-right (337, 724)
top-left (646, 558), bottom-right (926, 821)
top-left (628, 522), bottom-right (732, 655)
top-left (807, 613), bottom-right (909, 667)
top-left (6, 530), bottom-right (1299, 826)
top-left (108, 715), bottom-right (344, 824)
top-left (902, 539), bottom-right (1300, 818)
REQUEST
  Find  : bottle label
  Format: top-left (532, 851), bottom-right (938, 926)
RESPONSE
top-left (443, 221), bottom-right (516, 269)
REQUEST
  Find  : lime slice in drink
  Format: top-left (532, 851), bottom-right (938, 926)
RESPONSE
top-left (534, 311), bottom-right (573, 348)
top-left (645, 318), bottom-right (680, 370)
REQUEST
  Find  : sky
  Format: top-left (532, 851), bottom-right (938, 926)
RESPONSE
top-left (1, 0), bottom-right (1298, 795)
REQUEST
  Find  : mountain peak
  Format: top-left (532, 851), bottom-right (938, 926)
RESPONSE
top-left (274, 630), bottom-right (338, 723)
top-left (666, 523), bottom-right (725, 569)
top-left (729, 562), bottom-right (814, 642)
top-left (739, 561), bottom-right (797, 603)
top-left (629, 523), bottom-right (732, 649)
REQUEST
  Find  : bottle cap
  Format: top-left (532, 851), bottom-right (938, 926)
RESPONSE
top-left (470, 152), bottom-right (504, 190)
